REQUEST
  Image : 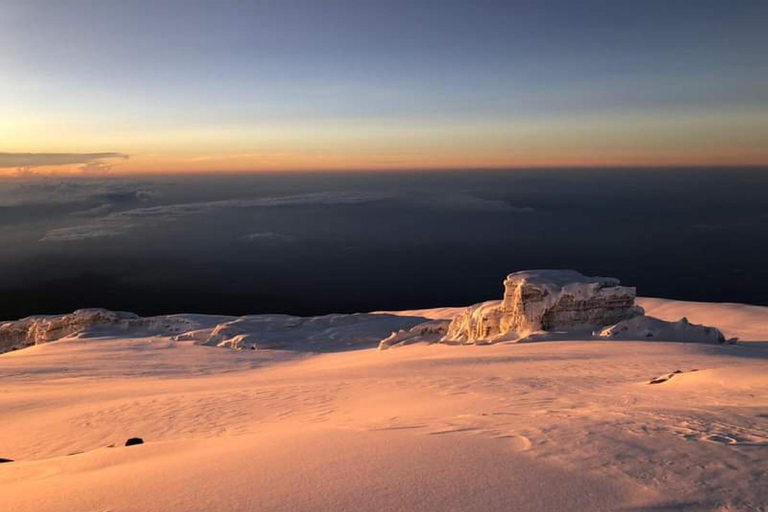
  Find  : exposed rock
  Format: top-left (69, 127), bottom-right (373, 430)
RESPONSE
top-left (125, 437), bottom-right (144, 446)
top-left (596, 315), bottom-right (731, 343)
top-left (443, 270), bottom-right (643, 343)
top-left (0, 458), bottom-right (13, 463)
top-left (648, 369), bottom-right (700, 385)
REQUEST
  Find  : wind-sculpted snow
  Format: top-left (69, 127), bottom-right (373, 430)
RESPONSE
top-left (189, 313), bottom-right (428, 351)
top-left (0, 308), bottom-right (429, 355)
top-left (378, 320), bottom-right (450, 350)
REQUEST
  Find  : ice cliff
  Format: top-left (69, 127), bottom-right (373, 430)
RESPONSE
top-left (0, 309), bottom-right (206, 353)
top-left (442, 270), bottom-right (644, 343)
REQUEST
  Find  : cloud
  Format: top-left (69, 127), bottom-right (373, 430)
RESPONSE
top-left (0, 152), bottom-right (129, 175)
top-left (241, 232), bottom-right (298, 244)
top-left (421, 193), bottom-right (539, 213)
top-left (38, 188), bottom-right (544, 243)
top-left (39, 222), bottom-right (140, 242)
top-left (40, 191), bottom-right (388, 242)
top-left (0, 180), bottom-right (156, 208)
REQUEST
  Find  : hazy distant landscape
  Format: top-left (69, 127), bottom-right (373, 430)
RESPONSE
top-left (2, 167), bottom-right (767, 319)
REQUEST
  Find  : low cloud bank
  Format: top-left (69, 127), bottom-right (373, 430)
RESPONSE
top-left (0, 152), bottom-right (128, 175)
top-left (33, 185), bottom-right (545, 243)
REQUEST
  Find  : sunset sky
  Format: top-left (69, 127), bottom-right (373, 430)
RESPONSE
top-left (1, 0), bottom-right (767, 175)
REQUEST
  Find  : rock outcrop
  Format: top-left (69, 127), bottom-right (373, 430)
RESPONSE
top-left (443, 270), bottom-right (643, 343)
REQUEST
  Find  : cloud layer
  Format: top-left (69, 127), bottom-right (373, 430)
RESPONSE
top-left (241, 232), bottom-right (298, 244)
top-left (37, 187), bottom-right (544, 242)
top-left (40, 191), bottom-right (388, 242)
top-left (0, 152), bottom-right (129, 175)
top-left (0, 180), bottom-right (155, 208)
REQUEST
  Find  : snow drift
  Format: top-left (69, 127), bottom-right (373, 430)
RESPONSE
top-left (378, 320), bottom-right (450, 350)
top-left (596, 315), bottom-right (733, 343)
top-left (185, 313), bottom-right (428, 351)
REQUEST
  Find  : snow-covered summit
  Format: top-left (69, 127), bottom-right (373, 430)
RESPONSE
top-left (1, 270), bottom-right (755, 355)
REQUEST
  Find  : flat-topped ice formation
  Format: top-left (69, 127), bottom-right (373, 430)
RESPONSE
top-left (442, 270), bottom-right (644, 343)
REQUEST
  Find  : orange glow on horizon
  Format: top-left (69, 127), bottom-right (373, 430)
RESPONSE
top-left (2, 158), bottom-right (767, 178)
top-left (1, 146), bottom-right (767, 178)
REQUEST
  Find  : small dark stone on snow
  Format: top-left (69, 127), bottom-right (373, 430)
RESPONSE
top-left (125, 437), bottom-right (144, 446)
top-left (0, 458), bottom-right (13, 463)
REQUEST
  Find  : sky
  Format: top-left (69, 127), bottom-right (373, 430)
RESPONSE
top-left (1, 0), bottom-right (767, 175)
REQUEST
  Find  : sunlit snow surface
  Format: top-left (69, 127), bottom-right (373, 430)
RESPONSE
top-left (1, 297), bottom-right (767, 512)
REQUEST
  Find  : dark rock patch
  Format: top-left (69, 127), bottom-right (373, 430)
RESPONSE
top-left (0, 458), bottom-right (13, 463)
top-left (125, 437), bottom-right (144, 446)
top-left (649, 369), bottom-right (700, 384)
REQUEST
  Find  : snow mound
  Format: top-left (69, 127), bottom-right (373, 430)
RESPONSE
top-left (596, 315), bottom-right (733, 343)
top-left (378, 320), bottom-right (450, 350)
top-left (638, 297), bottom-right (768, 342)
top-left (199, 313), bottom-right (428, 351)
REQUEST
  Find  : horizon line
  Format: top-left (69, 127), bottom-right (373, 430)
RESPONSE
top-left (2, 163), bottom-right (768, 179)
